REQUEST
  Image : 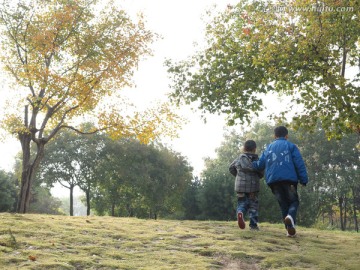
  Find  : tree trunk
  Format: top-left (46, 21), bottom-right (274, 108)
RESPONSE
top-left (86, 189), bottom-right (91, 216)
top-left (18, 167), bottom-right (33, 213)
top-left (17, 153), bottom-right (31, 213)
top-left (70, 185), bottom-right (74, 216)
top-left (352, 187), bottom-right (359, 232)
top-left (17, 105), bottom-right (46, 213)
top-left (339, 196), bottom-right (345, 231)
top-left (341, 39), bottom-right (347, 77)
top-left (344, 196), bottom-right (347, 230)
top-left (17, 135), bottom-right (45, 213)
top-left (17, 108), bottom-right (32, 214)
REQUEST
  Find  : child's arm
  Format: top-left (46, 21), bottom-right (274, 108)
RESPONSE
top-left (252, 151), bottom-right (266, 171)
top-left (238, 156), bottom-right (257, 173)
top-left (229, 159), bottom-right (238, 176)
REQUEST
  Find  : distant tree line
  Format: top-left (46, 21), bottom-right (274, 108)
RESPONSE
top-left (35, 123), bottom-right (193, 219)
top-left (0, 121), bottom-right (358, 231)
top-left (0, 123), bottom-right (193, 219)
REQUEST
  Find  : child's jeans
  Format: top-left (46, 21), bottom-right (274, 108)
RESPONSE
top-left (270, 182), bottom-right (299, 225)
top-left (237, 192), bottom-right (259, 228)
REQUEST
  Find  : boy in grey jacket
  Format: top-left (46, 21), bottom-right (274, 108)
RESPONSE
top-left (229, 140), bottom-right (263, 230)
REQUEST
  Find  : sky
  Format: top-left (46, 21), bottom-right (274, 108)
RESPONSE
top-left (0, 0), bottom-right (280, 197)
top-left (117, 0), bottom-right (239, 175)
top-left (115, 0), bottom-right (286, 172)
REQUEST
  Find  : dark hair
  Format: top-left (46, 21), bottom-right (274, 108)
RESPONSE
top-left (274, 126), bottom-right (288, 138)
top-left (244, 140), bottom-right (257, 152)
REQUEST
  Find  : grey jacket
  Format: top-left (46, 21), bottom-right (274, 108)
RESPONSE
top-left (229, 153), bottom-right (263, 193)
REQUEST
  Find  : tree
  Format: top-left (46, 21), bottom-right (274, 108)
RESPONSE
top-left (0, 170), bottom-right (17, 212)
top-left (38, 129), bottom-right (81, 216)
top-left (75, 130), bottom-right (104, 216)
top-left (198, 165), bottom-right (235, 220)
top-left (144, 145), bottom-right (193, 219)
top-left (38, 125), bottom-right (104, 216)
top-left (181, 176), bottom-right (202, 220)
top-left (166, 0), bottom-right (360, 138)
top-left (92, 138), bottom-right (193, 219)
top-left (0, 0), bottom-right (181, 213)
top-left (291, 123), bottom-right (360, 230)
top-left (93, 138), bottom-right (148, 217)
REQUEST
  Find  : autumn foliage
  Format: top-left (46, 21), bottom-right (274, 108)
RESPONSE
top-left (167, 0), bottom-right (360, 138)
top-left (0, 0), bottom-right (182, 213)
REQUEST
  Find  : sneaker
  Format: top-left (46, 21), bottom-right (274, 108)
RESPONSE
top-left (250, 226), bottom-right (259, 231)
top-left (237, 212), bottom-right (245, 229)
top-left (284, 215), bottom-right (296, 236)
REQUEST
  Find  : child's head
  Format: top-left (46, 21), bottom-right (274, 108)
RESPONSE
top-left (244, 140), bottom-right (256, 153)
top-left (274, 126), bottom-right (288, 139)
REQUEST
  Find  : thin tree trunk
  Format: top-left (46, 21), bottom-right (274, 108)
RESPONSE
top-left (86, 189), bottom-right (91, 216)
top-left (352, 187), bottom-right (359, 232)
top-left (70, 185), bottom-right (74, 216)
top-left (344, 196), bottom-right (347, 230)
top-left (339, 196), bottom-right (345, 231)
top-left (341, 40), bottom-right (347, 77)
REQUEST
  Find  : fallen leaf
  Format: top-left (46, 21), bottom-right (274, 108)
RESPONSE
top-left (28, 255), bottom-right (36, 261)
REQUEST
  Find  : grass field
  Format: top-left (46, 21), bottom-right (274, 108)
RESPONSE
top-left (0, 213), bottom-right (359, 269)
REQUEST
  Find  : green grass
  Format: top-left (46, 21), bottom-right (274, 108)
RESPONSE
top-left (0, 213), bottom-right (359, 269)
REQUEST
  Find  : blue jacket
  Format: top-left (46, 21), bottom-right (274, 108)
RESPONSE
top-left (252, 138), bottom-right (308, 186)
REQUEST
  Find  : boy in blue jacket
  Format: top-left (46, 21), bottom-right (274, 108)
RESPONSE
top-left (252, 126), bottom-right (308, 237)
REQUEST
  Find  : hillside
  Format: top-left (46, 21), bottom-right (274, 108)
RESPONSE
top-left (0, 213), bottom-right (359, 269)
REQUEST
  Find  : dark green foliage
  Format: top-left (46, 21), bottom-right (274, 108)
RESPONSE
top-left (290, 123), bottom-right (360, 229)
top-left (197, 171), bottom-right (235, 220)
top-left (181, 177), bottom-right (202, 220)
top-left (28, 186), bottom-right (63, 215)
top-left (92, 138), bottom-right (193, 219)
top-left (38, 123), bottom-right (105, 216)
top-left (0, 170), bottom-right (17, 212)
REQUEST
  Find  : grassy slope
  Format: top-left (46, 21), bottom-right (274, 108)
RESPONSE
top-left (0, 213), bottom-right (359, 270)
